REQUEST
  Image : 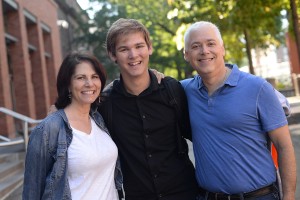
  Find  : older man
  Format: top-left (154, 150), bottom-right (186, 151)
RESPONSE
top-left (181, 21), bottom-right (296, 200)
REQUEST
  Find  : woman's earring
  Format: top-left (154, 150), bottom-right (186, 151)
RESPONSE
top-left (98, 96), bottom-right (101, 103)
top-left (68, 91), bottom-right (72, 99)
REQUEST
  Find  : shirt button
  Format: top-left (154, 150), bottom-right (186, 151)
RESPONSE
top-left (142, 115), bottom-right (146, 119)
top-left (145, 134), bottom-right (149, 138)
top-left (148, 154), bottom-right (152, 158)
top-left (158, 194), bottom-right (163, 198)
top-left (153, 174), bottom-right (158, 178)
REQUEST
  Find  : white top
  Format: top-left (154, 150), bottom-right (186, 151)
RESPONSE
top-left (68, 118), bottom-right (119, 200)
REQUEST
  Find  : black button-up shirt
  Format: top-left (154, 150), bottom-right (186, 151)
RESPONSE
top-left (105, 72), bottom-right (198, 200)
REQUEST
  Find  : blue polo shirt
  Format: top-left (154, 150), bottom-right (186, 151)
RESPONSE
top-left (181, 64), bottom-right (287, 194)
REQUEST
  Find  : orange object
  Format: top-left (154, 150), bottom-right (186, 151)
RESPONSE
top-left (271, 144), bottom-right (278, 169)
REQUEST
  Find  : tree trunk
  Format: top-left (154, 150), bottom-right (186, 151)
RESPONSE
top-left (244, 29), bottom-right (255, 75)
top-left (290, 0), bottom-right (300, 68)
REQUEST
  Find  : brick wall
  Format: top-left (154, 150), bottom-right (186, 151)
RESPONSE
top-left (286, 32), bottom-right (300, 75)
top-left (0, 0), bottom-right (62, 137)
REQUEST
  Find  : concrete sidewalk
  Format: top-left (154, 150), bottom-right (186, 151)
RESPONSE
top-left (287, 96), bottom-right (300, 105)
top-left (287, 96), bottom-right (300, 199)
top-left (289, 124), bottom-right (300, 199)
top-left (288, 95), bottom-right (300, 114)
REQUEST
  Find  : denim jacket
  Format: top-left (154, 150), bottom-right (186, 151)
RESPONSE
top-left (23, 108), bottom-right (123, 200)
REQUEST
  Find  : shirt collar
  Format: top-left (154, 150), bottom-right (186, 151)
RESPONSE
top-left (114, 70), bottom-right (159, 96)
top-left (224, 63), bottom-right (240, 87)
top-left (196, 63), bottom-right (240, 89)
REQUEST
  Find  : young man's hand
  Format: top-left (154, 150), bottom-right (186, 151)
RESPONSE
top-left (150, 69), bottom-right (165, 83)
top-left (48, 105), bottom-right (57, 115)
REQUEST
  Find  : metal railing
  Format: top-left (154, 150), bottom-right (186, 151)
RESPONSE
top-left (0, 107), bottom-right (42, 151)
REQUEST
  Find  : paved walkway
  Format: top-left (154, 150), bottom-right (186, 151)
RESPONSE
top-left (287, 96), bottom-right (300, 105)
top-left (287, 96), bottom-right (300, 199)
top-left (290, 124), bottom-right (300, 199)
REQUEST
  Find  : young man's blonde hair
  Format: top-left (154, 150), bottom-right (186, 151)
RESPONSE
top-left (106, 18), bottom-right (152, 56)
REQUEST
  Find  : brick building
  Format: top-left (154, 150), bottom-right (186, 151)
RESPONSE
top-left (0, 0), bottom-right (87, 138)
top-left (54, 0), bottom-right (91, 59)
top-left (286, 32), bottom-right (300, 96)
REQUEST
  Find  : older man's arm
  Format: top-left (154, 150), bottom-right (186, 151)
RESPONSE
top-left (269, 125), bottom-right (296, 200)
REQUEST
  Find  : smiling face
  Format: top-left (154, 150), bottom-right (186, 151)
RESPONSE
top-left (69, 61), bottom-right (101, 107)
top-left (184, 25), bottom-right (225, 76)
top-left (109, 31), bottom-right (153, 80)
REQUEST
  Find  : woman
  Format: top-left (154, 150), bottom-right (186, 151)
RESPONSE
top-left (23, 52), bottom-right (122, 200)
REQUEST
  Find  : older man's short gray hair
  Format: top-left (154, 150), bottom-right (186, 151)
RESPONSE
top-left (184, 21), bottom-right (223, 51)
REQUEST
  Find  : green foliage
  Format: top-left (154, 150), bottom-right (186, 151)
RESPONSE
top-left (76, 0), bottom-right (292, 79)
top-left (76, 1), bottom-right (127, 80)
top-left (107, 0), bottom-right (189, 79)
top-left (171, 0), bottom-right (288, 70)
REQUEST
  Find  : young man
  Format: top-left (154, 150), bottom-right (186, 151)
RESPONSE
top-left (181, 21), bottom-right (296, 200)
top-left (99, 18), bottom-right (198, 200)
